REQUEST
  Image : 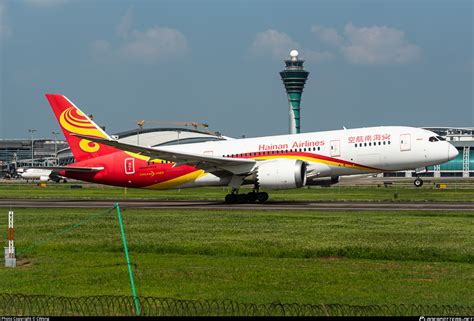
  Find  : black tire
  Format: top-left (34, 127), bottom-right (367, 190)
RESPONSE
top-left (414, 178), bottom-right (423, 187)
top-left (257, 192), bottom-right (269, 203)
top-left (225, 194), bottom-right (238, 204)
top-left (237, 194), bottom-right (248, 204)
top-left (246, 192), bottom-right (258, 203)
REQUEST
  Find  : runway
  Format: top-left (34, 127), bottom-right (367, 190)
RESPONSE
top-left (0, 199), bottom-right (473, 211)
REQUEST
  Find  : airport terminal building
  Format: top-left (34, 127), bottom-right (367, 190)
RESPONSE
top-left (0, 138), bottom-right (69, 175)
top-left (1, 127), bottom-right (473, 179)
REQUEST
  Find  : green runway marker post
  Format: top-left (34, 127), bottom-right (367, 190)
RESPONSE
top-left (115, 203), bottom-right (140, 316)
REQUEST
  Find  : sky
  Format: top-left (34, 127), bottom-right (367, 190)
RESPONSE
top-left (0, 0), bottom-right (472, 140)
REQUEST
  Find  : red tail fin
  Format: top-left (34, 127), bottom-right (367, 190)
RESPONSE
top-left (45, 94), bottom-right (119, 162)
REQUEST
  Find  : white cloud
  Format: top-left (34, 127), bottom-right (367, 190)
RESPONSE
top-left (90, 39), bottom-right (112, 60)
top-left (0, 2), bottom-right (11, 39)
top-left (23, 0), bottom-right (68, 7)
top-left (250, 29), bottom-right (299, 59)
top-left (250, 29), bottom-right (333, 63)
top-left (342, 23), bottom-right (421, 64)
top-left (116, 6), bottom-right (133, 39)
top-left (311, 25), bottom-right (343, 47)
top-left (312, 22), bottom-right (421, 65)
top-left (119, 27), bottom-right (187, 63)
top-left (92, 8), bottom-right (188, 64)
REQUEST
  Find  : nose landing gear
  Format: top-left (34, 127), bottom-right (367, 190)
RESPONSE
top-left (414, 177), bottom-right (424, 187)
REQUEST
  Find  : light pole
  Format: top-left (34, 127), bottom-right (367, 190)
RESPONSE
top-left (28, 129), bottom-right (37, 167)
top-left (52, 131), bottom-right (59, 164)
top-left (136, 120), bottom-right (145, 145)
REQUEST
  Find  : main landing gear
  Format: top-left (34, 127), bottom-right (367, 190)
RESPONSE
top-left (224, 189), bottom-right (269, 204)
top-left (414, 177), bottom-right (424, 187)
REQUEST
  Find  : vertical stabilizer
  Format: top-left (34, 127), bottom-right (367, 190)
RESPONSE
top-left (45, 94), bottom-right (118, 162)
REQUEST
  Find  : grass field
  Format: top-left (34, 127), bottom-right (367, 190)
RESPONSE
top-left (0, 207), bottom-right (472, 306)
top-left (0, 181), bottom-right (473, 202)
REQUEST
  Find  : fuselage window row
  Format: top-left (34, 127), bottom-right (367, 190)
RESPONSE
top-left (354, 141), bottom-right (391, 148)
top-left (223, 146), bottom-right (322, 158)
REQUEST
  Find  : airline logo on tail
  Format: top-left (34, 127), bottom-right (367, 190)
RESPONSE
top-left (46, 93), bottom-right (118, 162)
top-left (59, 107), bottom-right (106, 153)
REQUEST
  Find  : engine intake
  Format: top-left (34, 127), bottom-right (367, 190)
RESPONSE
top-left (256, 159), bottom-right (307, 189)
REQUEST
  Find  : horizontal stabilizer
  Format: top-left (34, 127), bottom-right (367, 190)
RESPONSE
top-left (32, 166), bottom-right (104, 172)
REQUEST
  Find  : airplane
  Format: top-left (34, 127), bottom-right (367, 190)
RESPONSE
top-left (16, 167), bottom-right (67, 183)
top-left (43, 94), bottom-right (458, 203)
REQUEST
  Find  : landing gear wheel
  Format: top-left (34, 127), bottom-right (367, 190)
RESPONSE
top-left (257, 192), bottom-right (269, 203)
top-left (414, 177), bottom-right (423, 187)
top-left (246, 192), bottom-right (258, 203)
top-left (237, 194), bottom-right (248, 204)
top-left (225, 193), bottom-right (238, 204)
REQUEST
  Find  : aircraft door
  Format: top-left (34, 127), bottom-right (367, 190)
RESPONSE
top-left (400, 134), bottom-right (411, 151)
top-left (124, 158), bottom-right (135, 174)
top-left (330, 140), bottom-right (341, 157)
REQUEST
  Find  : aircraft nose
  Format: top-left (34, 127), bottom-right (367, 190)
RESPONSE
top-left (448, 144), bottom-right (458, 161)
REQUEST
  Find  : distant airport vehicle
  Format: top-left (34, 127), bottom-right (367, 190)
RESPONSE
top-left (42, 94), bottom-right (458, 203)
top-left (17, 168), bottom-right (67, 183)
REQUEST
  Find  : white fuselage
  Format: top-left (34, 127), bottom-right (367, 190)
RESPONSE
top-left (156, 126), bottom-right (457, 187)
top-left (19, 168), bottom-right (53, 181)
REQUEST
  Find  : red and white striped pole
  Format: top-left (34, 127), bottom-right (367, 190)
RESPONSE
top-left (8, 210), bottom-right (14, 258)
top-left (5, 209), bottom-right (16, 267)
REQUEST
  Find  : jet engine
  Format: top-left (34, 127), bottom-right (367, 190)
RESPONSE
top-left (255, 159), bottom-right (307, 189)
top-left (39, 176), bottom-right (50, 182)
top-left (307, 176), bottom-right (340, 187)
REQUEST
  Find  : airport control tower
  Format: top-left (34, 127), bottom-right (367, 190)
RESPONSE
top-left (280, 50), bottom-right (309, 134)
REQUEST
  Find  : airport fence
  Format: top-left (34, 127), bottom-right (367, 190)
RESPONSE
top-left (0, 294), bottom-right (472, 316)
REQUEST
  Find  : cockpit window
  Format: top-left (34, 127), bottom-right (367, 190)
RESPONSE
top-left (429, 136), bottom-right (438, 142)
top-left (436, 136), bottom-right (446, 141)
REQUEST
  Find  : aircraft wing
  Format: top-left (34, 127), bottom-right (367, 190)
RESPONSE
top-left (33, 166), bottom-right (104, 172)
top-left (72, 134), bottom-right (256, 175)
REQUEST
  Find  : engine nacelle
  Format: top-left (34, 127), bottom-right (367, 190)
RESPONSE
top-left (307, 176), bottom-right (340, 187)
top-left (39, 175), bottom-right (50, 182)
top-left (256, 159), bottom-right (307, 189)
